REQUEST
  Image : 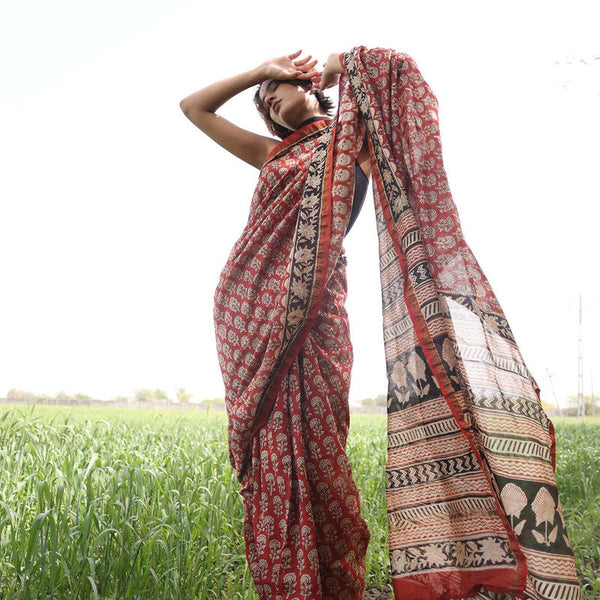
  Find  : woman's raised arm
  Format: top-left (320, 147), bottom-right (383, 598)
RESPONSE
top-left (180, 51), bottom-right (317, 169)
top-left (312, 52), bottom-right (344, 91)
top-left (312, 51), bottom-right (372, 178)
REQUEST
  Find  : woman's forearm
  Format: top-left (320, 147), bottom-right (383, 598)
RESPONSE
top-left (180, 66), bottom-right (265, 116)
top-left (178, 52), bottom-right (317, 169)
top-left (313, 52), bottom-right (344, 90)
top-left (180, 51), bottom-right (319, 119)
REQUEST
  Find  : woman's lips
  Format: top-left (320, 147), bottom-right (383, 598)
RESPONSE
top-left (273, 99), bottom-right (281, 114)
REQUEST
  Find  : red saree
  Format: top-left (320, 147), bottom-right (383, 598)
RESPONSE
top-left (214, 47), bottom-right (581, 600)
top-left (214, 116), bottom-right (371, 599)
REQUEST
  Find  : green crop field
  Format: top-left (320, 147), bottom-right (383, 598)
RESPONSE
top-left (0, 405), bottom-right (598, 599)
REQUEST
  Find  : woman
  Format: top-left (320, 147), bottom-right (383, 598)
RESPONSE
top-left (181, 51), bottom-right (372, 600)
top-left (181, 48), bottom-right (581, 600)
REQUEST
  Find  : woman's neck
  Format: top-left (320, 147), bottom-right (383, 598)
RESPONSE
top-left (296, 115), bottom-right (328, 129)
top-left (282, 115), bottom-right (329, 139)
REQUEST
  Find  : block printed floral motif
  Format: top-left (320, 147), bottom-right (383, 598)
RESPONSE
top-left (531, 487), bottom-right (558, 546)
top-left (500, 483), bottom-right (528, 535)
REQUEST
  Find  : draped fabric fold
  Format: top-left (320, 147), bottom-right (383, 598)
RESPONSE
top-left (213, 46), bottom-right (581, 600)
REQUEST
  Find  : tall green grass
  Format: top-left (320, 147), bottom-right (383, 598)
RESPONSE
top-left (0, 407), bottom-right (251, 599)
top-left (553, 418), bottom-right (600, 599)
top-left (0, 406), bottom-right (597, 599)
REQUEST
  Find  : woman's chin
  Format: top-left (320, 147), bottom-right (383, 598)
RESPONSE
top-left (273, 114), bottom-right (294, 131)
top-left (274, 106), bottom-right (307, 131)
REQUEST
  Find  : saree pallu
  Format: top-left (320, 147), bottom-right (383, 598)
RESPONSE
top-left (214, 47), bottom-right (581, 600)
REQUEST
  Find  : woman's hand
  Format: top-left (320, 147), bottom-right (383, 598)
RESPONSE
top-left (259, 50), bottom-right (319, 82)
top-left (312, 52), bottom-right (344, 90)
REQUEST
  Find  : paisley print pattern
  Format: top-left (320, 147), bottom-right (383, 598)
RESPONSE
top-left (213, 47), bottom-right (581, 600)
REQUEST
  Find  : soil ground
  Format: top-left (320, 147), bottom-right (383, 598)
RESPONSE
top-left (364, 584), bottom-right (393, 600)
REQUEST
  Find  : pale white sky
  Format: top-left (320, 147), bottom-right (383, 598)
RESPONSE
top-left (1, 0), bottom-right (598, 407)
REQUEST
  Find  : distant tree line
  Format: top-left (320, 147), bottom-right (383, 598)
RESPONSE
top-left (357, 394), bottom-right (387, 410)
top-left (565, 395), bottom-right (598, 417)
top-left (7, 387), bottom-right (594, 416)
top-left (3, 388), bottom-right (225, 410)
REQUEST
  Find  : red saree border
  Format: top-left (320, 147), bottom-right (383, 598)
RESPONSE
top-left (249, 118), bottom-right (338, 442)
top-left (393, 567), bottom-right (524, 600)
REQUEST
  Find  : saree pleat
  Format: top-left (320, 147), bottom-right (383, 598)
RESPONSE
top-left (213, 46), bottom-right (581, 600)
top-left (240, 257), bottom-right (370, 600)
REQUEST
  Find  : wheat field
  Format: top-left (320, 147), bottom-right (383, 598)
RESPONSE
top-left (0, 405), bottom-right (598, 599)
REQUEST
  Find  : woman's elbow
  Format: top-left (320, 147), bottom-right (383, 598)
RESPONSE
top-left (179, 98), bottom-right (214, 123)
top-left (180, 97), bottom-right (193, 115)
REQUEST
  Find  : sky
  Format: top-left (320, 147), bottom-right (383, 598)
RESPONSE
top-left (1, 0), bottom-right (598, 408)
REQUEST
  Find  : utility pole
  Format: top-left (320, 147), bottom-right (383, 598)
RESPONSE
top-left (591, 369), bottom-right (596, 417)
top-left (546, 369), bottom-right (562, 416)
top-left (576, 293), bottom-right (584, 418)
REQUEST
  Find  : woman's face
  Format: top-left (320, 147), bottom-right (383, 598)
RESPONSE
top-left (258, 79), bottom-right (318, 131)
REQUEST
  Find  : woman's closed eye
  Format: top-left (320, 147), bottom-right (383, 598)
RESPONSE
top-left (264, 82), bottom-right (279, 107)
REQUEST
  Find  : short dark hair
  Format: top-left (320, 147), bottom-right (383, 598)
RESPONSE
top-left (253, 79), bottom-right (335, 139)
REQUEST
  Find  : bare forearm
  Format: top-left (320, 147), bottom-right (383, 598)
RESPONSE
top-left (313, 52), bottom-right (344, 90)
top-left (180, 66), bottom-right (264, 116)
top-left (180, 51), bottom-right (319, 119)
top-left (178, 52), bottom-right (318, 169)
